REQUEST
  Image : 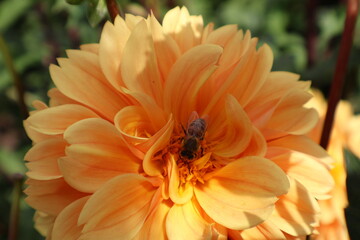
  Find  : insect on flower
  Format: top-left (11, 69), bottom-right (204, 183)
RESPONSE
top-left (180, 112), bottom-right (207, 160)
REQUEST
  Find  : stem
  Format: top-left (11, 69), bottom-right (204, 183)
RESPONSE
top-left (8, 174), bottom-right (24, 240)
top-left (105, 0), bottom-right (121, 22)
top-left (0, 36), bottom-right (29, 119)
top-left (320, 0), bottom-right (359, 149)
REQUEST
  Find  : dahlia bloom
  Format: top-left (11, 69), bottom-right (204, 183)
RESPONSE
top-left (306, 89), bottom-right (360, 240)
top-left (24, 7), bottom-right (334, 239)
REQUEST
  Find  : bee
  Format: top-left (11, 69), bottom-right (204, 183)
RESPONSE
top-left (180, 112), bottom-right (207, 160)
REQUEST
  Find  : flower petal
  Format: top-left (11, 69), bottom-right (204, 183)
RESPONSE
top-left (240, 126), bottom-right (267, 158)
top-left (121, 20), bottom-right (163, 106)
top-left (149, 14), bottom-right (181, 82)
top-left (61, 118), bottom-right (141, 193)
top-left (163, 44), bottom-right (222, 123)
top-left (80, 44), bottom-right (99, 54)
top-left (25, 138), bottom-right (66, 180)
top-left (270, 178), bottom-right (320, 236)
top-left (48, 88), bottom-right (77, 107)
top-left (166, 200), bottom-right (213, 240)
top-left (133, 200), bottom-right (172, 240)
top-left (267, 134), bottom-right (333, 169)
top-left (168, 156), bottom-right (194, 204)
top-left (195, 157), bottom-right (289, 230)
top-left (229, 221), bottom-right (286, 240)
top-left (50, 59), bottom-right (128, 120)
top-left (163, 6), bottom-right (203, 53)
top-left (98, 17), bottom-right (130, 90)
top-left (211, 95), bottom-right (253, 158)
top-left (25, 104), bottom-right (99, 135)
top-left (52, 196), bottom-right (90, 240)
top-left (34, 211), bottom-right (55, 237)
top-left (25, 178), bottom-right (88, 215)
top-left (143, 116), bottom-right (174, 176)
top-left (78, 174), bottom-right (158, 240)
top-left (268, 148), bottom-right (334, 200)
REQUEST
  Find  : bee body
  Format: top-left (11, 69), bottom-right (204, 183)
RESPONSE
top-left (180, 115), bottom-right (207, 160)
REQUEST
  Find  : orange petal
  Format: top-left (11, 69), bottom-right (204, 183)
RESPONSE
top-left (34, 211), bottom-right (55, 237)
top-left (240, 126), bottom-right (267, 158)
top-left (229, 221), bottom-right (286, 240)
top-left (166, 200), bottom-right (213, 240)
top-left (25, 104), bottom-right (99, 135)
top-left (163, 7), bottom-right (203, 53)
top-left (133, 200), bottom-right (172, 240)
top-left (80, 44), bottom-right (99, 54)
top-left (98, 17), bottom-right (130, 90)
top-left (168, 156), bottom-right (194, 204)
top-left (78, 174), bottom-right (158, 240)
top-left (52, 196), bottom-right (90, 240)
top-left (25, 178), bottom-right (88, 215)
top-left (120, 88), bottom-right (167, 131)
top-left (244, 71), bottom-right (307, 128)
top-left (50, 61), bottom-right (127, 121)
top-left (121, 20), bottom-right (163, 106)
top-left (268, 148), bottom-right (334, 200)
top-left (163, 44), bottom-right (222, 123)
top-left (149, 14), bottom-right (181, 82)
top-left (211, 95), bottom-right (253, 158)
top-left (61, 118), bottom-right (141, 192)
top-left (48, 88), bottom-right (77, 107)
top-left (25, 138), bottom-right (66, 180)
top-left (143, 116), bottom-right (174, 176)
top-left (267, 134), bottom-right (333, 169)
top-left (195, 157), bottom-right (289, 230)
top-left (264, 89), bottom-right (318, 138)
top-left (270, 178), bottom-right (320, 236)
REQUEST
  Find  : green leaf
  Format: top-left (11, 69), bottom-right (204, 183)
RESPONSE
top-left (86, 0), bottom-right (108, 27)
top-left (0, 0), bottom-right (36, 33)
top-left (66, 0), bottom-right (84, 5)
top-left (0, 149), bottom-right (26, 176)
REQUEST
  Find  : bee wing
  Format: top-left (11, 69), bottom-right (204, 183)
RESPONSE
top-left (187, 111), bottom-right (200, 128)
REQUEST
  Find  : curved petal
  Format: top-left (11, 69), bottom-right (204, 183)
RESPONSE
top-left (143, 117), bottom-right (174, 176)
top-left (240, 126), bottom-right (267, 158)
top-left (163, 6), bottom-right (203, 53)
top-left (25, 178), bottom-right (88, 216)
top-left (166, 200), bottom-right (213, 240)
top-left (78, 174), bottom-right (159, 240)
top-left (61, 118), bottom-right (141, 193)
top-left (195, 157), bottom-right (289, 230)
top-left (267, 135), bottom-right (333, 169)
top-left (149, 14), bottom-right (181, 82)
top-left (270, 178), bottom-right (320, 236)
top-left (25, 138), bottom-right (66, 180)
top-left (211, 95), bottom-right (253, 158)
top-left (168, 156), bottom-right (194, 204)
top-left (50, 60), bottom-right (127, 120)
top-left (98, 17), bottom-right (130, 90)
top-left (25, 104), bottom-right (99, 135)
top-left (163, 44), bottom-right (222, 123)
top-left (34, 211), bottom-right (55, 237)
top-left (268, 148), bottom-right (334, 200)
top-left (52, 196), bottom-right (90, 240)
top-left (133, 200), bottom-right (172, 240)
top-left (48, 88), bottom-right (77, 107)
top-left (121, 20), bottom-right (163, 106)
top-left (229, 221), bottom-right (286, 239)
top-left (80, 44), bottom-right (99, 54)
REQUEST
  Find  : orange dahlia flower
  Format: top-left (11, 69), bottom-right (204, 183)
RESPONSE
top-left (24, 7), bottom-right (334, 239)
top-left (306, 89), bottom-right (360, 240)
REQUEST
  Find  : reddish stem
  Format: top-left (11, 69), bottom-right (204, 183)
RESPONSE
top-left (105, 0), bottom-right (121, 22)
top-left (320, 0), bottom-right (359, 149)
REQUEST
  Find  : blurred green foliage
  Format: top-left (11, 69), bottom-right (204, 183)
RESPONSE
top-left (0, 0), bottom-right (360, 239)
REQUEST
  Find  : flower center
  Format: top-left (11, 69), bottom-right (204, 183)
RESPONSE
top-left (159, 123), bottom-right (221, 185)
